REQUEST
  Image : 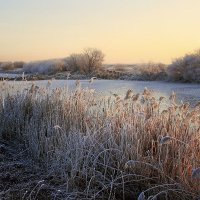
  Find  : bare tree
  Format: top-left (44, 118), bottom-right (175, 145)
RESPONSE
top-left (82, 48), bottom-right (104, 73)
top-left (66, 48), bottom-right (104, 74)
top-left (67, 54), bottom-right (82, 72)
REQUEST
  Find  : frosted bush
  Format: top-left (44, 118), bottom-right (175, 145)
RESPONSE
top-left (23, 58), bottom-right (68, 74)
top-left (167, 50), bottom-right (200, 82)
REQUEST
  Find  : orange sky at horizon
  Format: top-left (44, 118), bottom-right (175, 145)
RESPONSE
top-left (0, 0), bottom-right (200, 64)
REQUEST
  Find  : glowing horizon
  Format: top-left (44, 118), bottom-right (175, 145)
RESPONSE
top-left (0, 0), bottom-right (200, 64)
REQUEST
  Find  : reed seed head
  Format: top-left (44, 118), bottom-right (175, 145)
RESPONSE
top-left (192, 168), bottom-right (200, 179)
top-left (125, 160), bottom-right (136, 169)
top-left (160, 136), bottom-right (171, 144)
top-left (125, 89), bottom-right (133, 100)
top-left (137, 192), bottom-right (145, 200)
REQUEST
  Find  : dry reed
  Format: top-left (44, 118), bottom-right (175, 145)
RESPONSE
top-left (0, 81), bottom-right (200, 199)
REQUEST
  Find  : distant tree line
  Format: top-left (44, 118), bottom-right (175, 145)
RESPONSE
top-left (0, 61), bottom-right (25, 71)
top-left (1, 48), bottom-right (200, 82)
top-left (0, 48), bottom-right (104, 75)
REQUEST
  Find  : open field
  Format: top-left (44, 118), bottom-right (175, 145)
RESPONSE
top-left (0, 80), bottom-right (200, 199)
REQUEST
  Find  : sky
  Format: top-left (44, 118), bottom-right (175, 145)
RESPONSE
top-left (0, 0), bottom-right (200, 64)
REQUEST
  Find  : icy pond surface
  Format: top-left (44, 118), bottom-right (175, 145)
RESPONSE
top-left (9, 79), bottom-right (200, 106)
top-left (0, 73), bottom-right (21, 78)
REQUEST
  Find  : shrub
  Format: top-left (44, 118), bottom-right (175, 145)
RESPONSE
top-left (112, 63), bottom-right (167, 80)
top-left (139, 62), bottom-right (167, 80)
top-left (167, 50), bottom-right (200, 82)
top-left (13, 61), bottom-right (25, 69)
top-left (23, 59), bottom-right (68, 75)
top-left (0, 62), bottom-right (14, 70)
top-left (66, 53), bottom-right (84, 72)
top-left (0, 61), bottom-right (25, 71)
top-left (82, 48), bottom-right (104, 73)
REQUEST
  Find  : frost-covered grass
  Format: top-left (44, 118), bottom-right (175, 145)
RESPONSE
top-left (0, 81), bottom-right (200, 199)
top-left (103, 63), bottom-right (167, 81)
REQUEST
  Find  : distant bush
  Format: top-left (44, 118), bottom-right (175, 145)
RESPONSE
top-left (13, 61), bottom-right (25, 69)
top-left (110, 62), bottom-right (167, 81)
top-left (22, 48), bottom-right (104, 75)
top-left (82, 48), bottom-right (104, 73)
top-left (0, 62), bottom-right (14, 70)
top-left (138, 62), bottom-right (167, 80)
top-left (0, 61), bottom-right (25, 71)
top-left (66, 53), bottom-right (84, 72)
top-left (167, 50), bottom-right (200, 82)
top-left (23, 59), bottom-right (68, 75)
top-left (114, 64), bottom-right (130, 72)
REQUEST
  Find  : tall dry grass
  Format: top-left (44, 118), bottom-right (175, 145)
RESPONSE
top-left (0, 81), bottom-right (200, 199)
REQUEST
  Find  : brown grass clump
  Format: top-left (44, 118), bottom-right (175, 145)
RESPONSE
top-left (0, 81), bottom-right (200, 199)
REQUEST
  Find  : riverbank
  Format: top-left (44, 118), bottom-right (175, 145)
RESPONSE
top-left (0, 67), bottom-right (167, 82)
top-left (0, 81), bottom-right (200, 199)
